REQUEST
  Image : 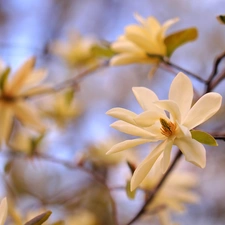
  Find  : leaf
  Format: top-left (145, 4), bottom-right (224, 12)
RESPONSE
top-left (191, 130), bottom-right (218, 146)
top-left (164, 28), bottom-right (198, 57)
top-left (24, 211), bottom-right (52, 225)
top-left (0, 67), bottom-right (10, 91)
top-left (126, 180), bottom-right (136, 199)
top-left (217, 15), bottom-right (225, 24)
top-left (91, 44), bottom-right (115, 58)
top-left (64, 89), bottom-right (74, 106)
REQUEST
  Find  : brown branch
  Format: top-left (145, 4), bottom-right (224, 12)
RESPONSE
top-left (126, 150), bottom-right (182, 225)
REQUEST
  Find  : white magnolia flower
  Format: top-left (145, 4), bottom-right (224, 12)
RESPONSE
top-left (0, 198), bottom-right (7, 225)
top-left (0, 57), bottom-right (48, 144)
top-left (107, 72), bottom-right (222, 190)
top-left (110, 14), bottom-right (178, 66)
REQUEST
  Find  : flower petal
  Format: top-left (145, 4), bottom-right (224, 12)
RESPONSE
top-left (174, 137), bottom-right (206, 168)
top-left (169, 72), bottom-right (193, 121)
top-left (130, 140), bottom-right (167, 191)
top-left (106, 138), bottom-right (150, 155)
top-left (160, 139), bottom-right (173, 173)
top-left (132, 87), bottom-right (159, 111)
top-left (0, 105), bottom-right (13, 145)
top-left (110, 120), bottom-right (155, 138)
top-left (0, 197), bottom-right (7, 225)
top-left (110, 53), bottom-right (148, 66)
top-left (160, 17), bottom-right (179, 39)
top-left (134, 110), bottom-right (166, 127)
top-left (154, 100), bottom-right (181, 123)
top-left (5, 57), bottom-right (35, 95)
top-left (13, 101), bottom-right (46, 132)
top-left (183, 92), bottom-right (222, 129)
top-left (106, 107), bottom-right (137, 124)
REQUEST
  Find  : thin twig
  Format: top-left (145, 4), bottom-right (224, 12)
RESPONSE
top-left (126, 150), bottom-right (182, 225)
top-left (206, 51), bottom-right (225, 92)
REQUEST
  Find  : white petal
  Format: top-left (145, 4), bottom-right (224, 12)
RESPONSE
top-left (106, 138), bottom-right (150, 154)
top-left (13, 101), bottom-right (46, 132)
top-left (130, 140), bottom-right (167, 191)
top-left (106, 107), bottom-right (137, 124)
top-left (160, 139), bottom-right (173, 173)
top-left (174, 137), bottom-right (206, 168)
top-left (134, 110), bottom-right (166, 127)
top-left (110, 120), bottom-right (155, 138)
top-left (0, 197), bottom-right (7, 225)
top-left (169, 72), bottom-right (193, 121)
top-left (132, 87), bottom-right (159, 111)
top-left (183, 92), bottom-right (222, 129)
top-left (154, 100), bottom-right (181, 123)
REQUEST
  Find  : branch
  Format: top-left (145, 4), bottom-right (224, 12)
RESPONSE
top-left (126, 150), bottom-right (182, 225)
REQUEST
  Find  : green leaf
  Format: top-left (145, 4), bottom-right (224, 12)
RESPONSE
top-left (164, 27), bottom-right (198, 57)
top-left (126, 180), bottom-right (136, 199)
top-left (30, 134), bottom-right (45, 154)
top-left (91, 44), bottom-right (115, 58)
top-left (191, 130), bottom-right (218, 146)
top-left (0, 67), bottom-right (10, 91)
top-left (24, 211), bottom-right (52, 225)
top-left (64, 89), bottom-right (74, 105)
top-left (217, 15), bottom-right (225, 24)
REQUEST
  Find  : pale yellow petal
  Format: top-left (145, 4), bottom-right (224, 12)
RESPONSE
top-left (110, 120), bottom-right (155, 138)
top-left (106, 138), bottom-right (150, 154)
top-left (169, 72), bottom-right (193, 121)
top-left (160, 139), bottom-right (173, 173)
top-left (13, 101), bottom-right (45, 132)
top-left (132, 87), bottom-right (159, 111)
top-left (130, 140), bottom-right (167, 191)
top-left (183, 92), bottom-right (222, 130)
top-left (174, 137), bottom-right (206, 168)
top-left (5, 57), bottom-right (35, 95)
top-left (0, 198), bottom-right (7, 225)
top-left (106, 107), bottom-right (137, 124)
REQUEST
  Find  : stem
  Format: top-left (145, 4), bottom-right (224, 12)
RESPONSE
top-left (126, 150), bottom-right (182, 225)
top-left (162, 58), bottom-right (206, 83)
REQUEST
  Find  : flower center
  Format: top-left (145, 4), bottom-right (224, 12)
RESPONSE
top-left (160, 118), bottom-right (176, 137)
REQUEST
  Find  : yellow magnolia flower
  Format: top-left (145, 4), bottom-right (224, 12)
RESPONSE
top-left (41, 90), bottom-right (81, 127)
top-left (50, 31), bottom-right (98, 68)
top-left (0, 57), bottom-right (48, 145)
top-left (107, 72), bottom-right (222, 190)
top-left (110, 14), bottom-right (178, 66)
top-left (0, 198), bottom-right (7, 225)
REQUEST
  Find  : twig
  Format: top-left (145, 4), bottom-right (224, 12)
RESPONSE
top-left (126, 150), bottom-right (182, 225)
top-left (206, 51), bottom-right (225, 92)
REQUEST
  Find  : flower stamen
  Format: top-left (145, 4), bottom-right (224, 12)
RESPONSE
top-left (160, 118), bottom-right (176, 137)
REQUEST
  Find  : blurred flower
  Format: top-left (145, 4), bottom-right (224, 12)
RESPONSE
top-left (41, 89), bottom-right (81, 127)
top-left (82, 138), bottom-right (125, 167)
top-left (50, 31), bottom-right (98, 68)
top-left (110, 14), bottom-right (178, 66)
top-left (107, 72), bottom-right (222, 190)
top-left (66, 211), bottom-right (97, 225)
top-left (0, 198), bottom-right (7, 225)
top-left (8, 127), bottom-right (44, 155)
top-left (0, 57), bottom-right (49, 145)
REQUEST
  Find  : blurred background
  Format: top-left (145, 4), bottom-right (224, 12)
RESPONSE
top-left (0, 0), bottom-right (225, 225)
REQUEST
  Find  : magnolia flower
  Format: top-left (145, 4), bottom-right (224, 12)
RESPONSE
top-left (107, 72), bottom-right (222, 190)
top-left (41, 90), bottom-right (81, 127)
top-left (140, 157), bottom-right (198, 225)
top-left (0, 198), bottom-right (7, 225)
top-left (0, 57), bottom-right (48, 145)
top-left (50, 31), bottom-right (98, 68)
top-left (110, 14), bottom-right (178, 66)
